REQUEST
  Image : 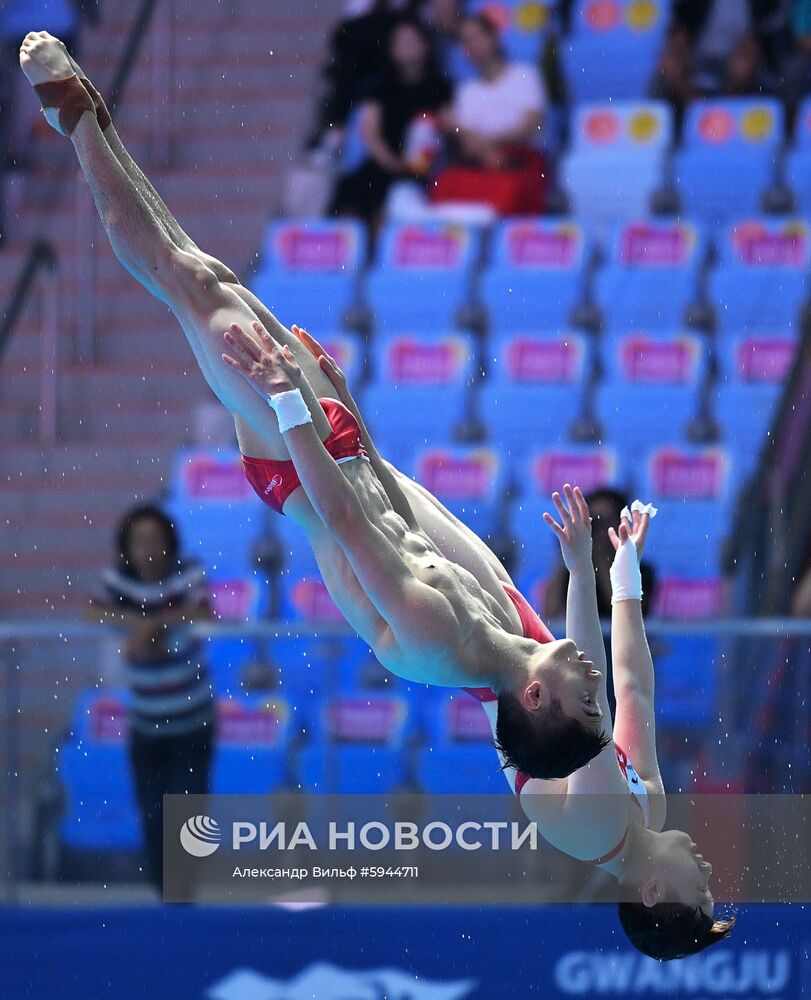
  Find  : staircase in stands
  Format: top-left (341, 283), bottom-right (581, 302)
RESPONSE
top-left (0, 0), bottom-right (337, 814)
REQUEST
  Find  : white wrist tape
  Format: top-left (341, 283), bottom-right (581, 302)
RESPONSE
top-left (610, 499), bottom-right (657, 604)
top-left (610, 537), bottom-right (642, 604)
top-left (266, 388), bottom-right (312, 433)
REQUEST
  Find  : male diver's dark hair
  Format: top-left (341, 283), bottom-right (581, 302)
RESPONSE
top-left (494, 693), bottom-right (610, 780)
top-left (617, 903), bottom-right (736, 961)
top-left (117, 503), bottom-right (179, 579)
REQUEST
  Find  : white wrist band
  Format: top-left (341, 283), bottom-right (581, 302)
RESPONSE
top-left (267, 388), bottom-right (312, 433)
top-left (610, 499), bottom-right (657, 604)
top-left (610, 537), bottom-right (642, 604)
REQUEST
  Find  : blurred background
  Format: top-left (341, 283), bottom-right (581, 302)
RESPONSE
top-left (1, 0), bottom-right (810, 996)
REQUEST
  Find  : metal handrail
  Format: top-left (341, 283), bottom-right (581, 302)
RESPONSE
top-left (0, 241), bottom-right (56, 361)
top-left (3, 617), bottom-right (811, 640)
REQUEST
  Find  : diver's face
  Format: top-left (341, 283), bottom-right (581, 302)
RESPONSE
top-left (129, 518), bottom-right (170, 580)
top-left (529, 638), bottom-right (604, 725)
top-left (653, 830), bottom-right (715, 915)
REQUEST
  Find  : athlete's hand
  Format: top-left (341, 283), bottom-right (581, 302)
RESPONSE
top-left (607, 506), bottom-right (651, 559)
top-left (292, 323), bottom-right (360, 416)
top-left (543, 484), bottom-right (593, 576)
top-left (222, 321), bottom-right (301, 396)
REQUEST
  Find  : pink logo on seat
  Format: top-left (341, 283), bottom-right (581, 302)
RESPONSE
top-left (505, 223), bottom-right (581, 267)
top-left (654, 578), bottom-right (724, 619)
top-left (649, 448), bottom-right (728, 499)
top-left (532, 450), bottom-right (616, 496)
top-left (417, 449), bottom-right (498, 499)
top-left (618, 334), bottom-right (700, 384)
top-left (619, 222), bottom-right (694, 267)
top-left (505, 336), bottom-right (584, 382)
top-left (735, 337), bottom-right (796, 382)
top-left (216, 698), bottom-right (288, 746)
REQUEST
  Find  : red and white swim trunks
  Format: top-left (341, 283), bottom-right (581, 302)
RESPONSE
top-left (242, 397), bottom-right (368, 515)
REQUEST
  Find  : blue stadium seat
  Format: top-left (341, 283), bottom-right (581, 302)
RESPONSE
top-left (212, 695), bottom-right (292, 793)
top-left (58, 690), bottom-right (141, 851)
top-left (480, 219), bottom-right (588, 329)
top-left (58, 742), bottom-right (141, 851)
top-left (366, 222), bottom-right (482, 332)
top-left (673, 100), bottom-right (782, 225)
top-left (479, 329), bottom-right (589, 459)
top-left (637, 445), bottom-right (735, 576)
top-left (449, 0), bottom-right (558, 81)
top-left (361, 331), bottom-right (475, 463)
top-left (653, 636), bottom-right (718, 727)
top-left (417, 691), bottom-right (505, 793)
top-left (709, 220), bottom-right (809, 336)
top-left (510, 445), bottom-right (621, 606)
top-left (251, 220), bottom-right (366, 330)
top-left (712, 383), bottom-right (782, 483)
top-left (563, 0), bottom-right (667, 102)
top-left (408, 444), bottom-right (507, 539)
top-left (595, 220), bottom-right (705, 331)
top-left (297, 692), bottom-right (412, 792)
top-left (561, 102), bottom-right (672, 227)
top-left (786, 97), bottom-right (811, 213)
top-left (167, 448), bottom-right (262, 577)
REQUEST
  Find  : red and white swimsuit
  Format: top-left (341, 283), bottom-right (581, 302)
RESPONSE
top-left (463, 583), bottom-right (650, 865)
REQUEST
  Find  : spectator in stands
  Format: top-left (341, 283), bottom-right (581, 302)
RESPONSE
top-left (651, 0), bottom-right (782, 120)
top-left (330, 16), bottom-right (452, 224)
top-left (432, 12), bottom-right (547, 214)
top-left (308, 0), bottom-right (443, 154)
top-left (544, 489), bottom-right (656, 621)
top-left (544, 489), bottom-right (656, 716)
top-left (86, 504), bottom-right (216, 892)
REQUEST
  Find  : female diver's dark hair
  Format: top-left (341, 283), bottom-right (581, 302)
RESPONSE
top-left (618, 902), bottom-right (736, 960)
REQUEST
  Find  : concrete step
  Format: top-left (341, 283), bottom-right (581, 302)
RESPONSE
top-left (2, 437), bottom-right (180, 473)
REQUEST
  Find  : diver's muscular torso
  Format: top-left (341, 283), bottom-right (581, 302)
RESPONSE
top-left (287, 457), bottom-right (525, 685)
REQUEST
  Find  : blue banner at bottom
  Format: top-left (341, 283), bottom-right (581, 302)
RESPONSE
top-left (2, 903), bottom-right (809, 998)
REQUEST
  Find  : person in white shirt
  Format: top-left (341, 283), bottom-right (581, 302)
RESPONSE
top-left (450, 12), bottom-right (545, 169)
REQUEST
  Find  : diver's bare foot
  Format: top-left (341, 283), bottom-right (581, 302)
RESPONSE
top-left (19, 31), bottom-right (74, 86)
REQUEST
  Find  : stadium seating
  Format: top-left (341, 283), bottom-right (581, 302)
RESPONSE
top-left (478, 329), bottom-right (589, 459)
top-left (510, 445), bottom-right (621, 606)
top-left (562, 0), bottom-right (667, 102)
top-left (708, 219), bottom-right (809, 336)
top-left (449, 0), bottom-right (558, 81)
top-left (560, 101), bottom-right (672, 227)
top-left (211, 695), bottom-right (293, 793)
top-left (652, 635), bottom-right (718, 727)
top-left (673, 99), bottom-right (782, 225)
top-left (712, 331), bottom-right (796, 482)
top-left (785, 97), bottom-right (811, 213)
top-left (58, 691), bottom-right (141, 851)
top-left (596, 329), bottom-right (707, 458)
top-left (479, 218), bottom-right (589, 330)
top-left (637, 445), bottom-right (734, 576)
top-left (409, 444), bottom-right (507, 539)
top-left (296, 691), bottom-right (413, 792)
top-left (594, 219), bottom-right (705, 330)
top-left (417, 690), bottom-right (506, 793)
top-left (251, 220), bottom-right (367, 330)
top-left (362, 331), bottom-right (477, 464)
top-left (366, 222), bottom-right (482, 332)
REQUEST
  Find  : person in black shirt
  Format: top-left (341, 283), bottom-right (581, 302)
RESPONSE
top-left (86, 504), bottom-right (216, 892)
top-left (331, 16), bottom-right (452, 224)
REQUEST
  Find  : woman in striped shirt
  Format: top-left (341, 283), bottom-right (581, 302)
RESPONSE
top-left (87, 504), bottom-right (216, 891)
